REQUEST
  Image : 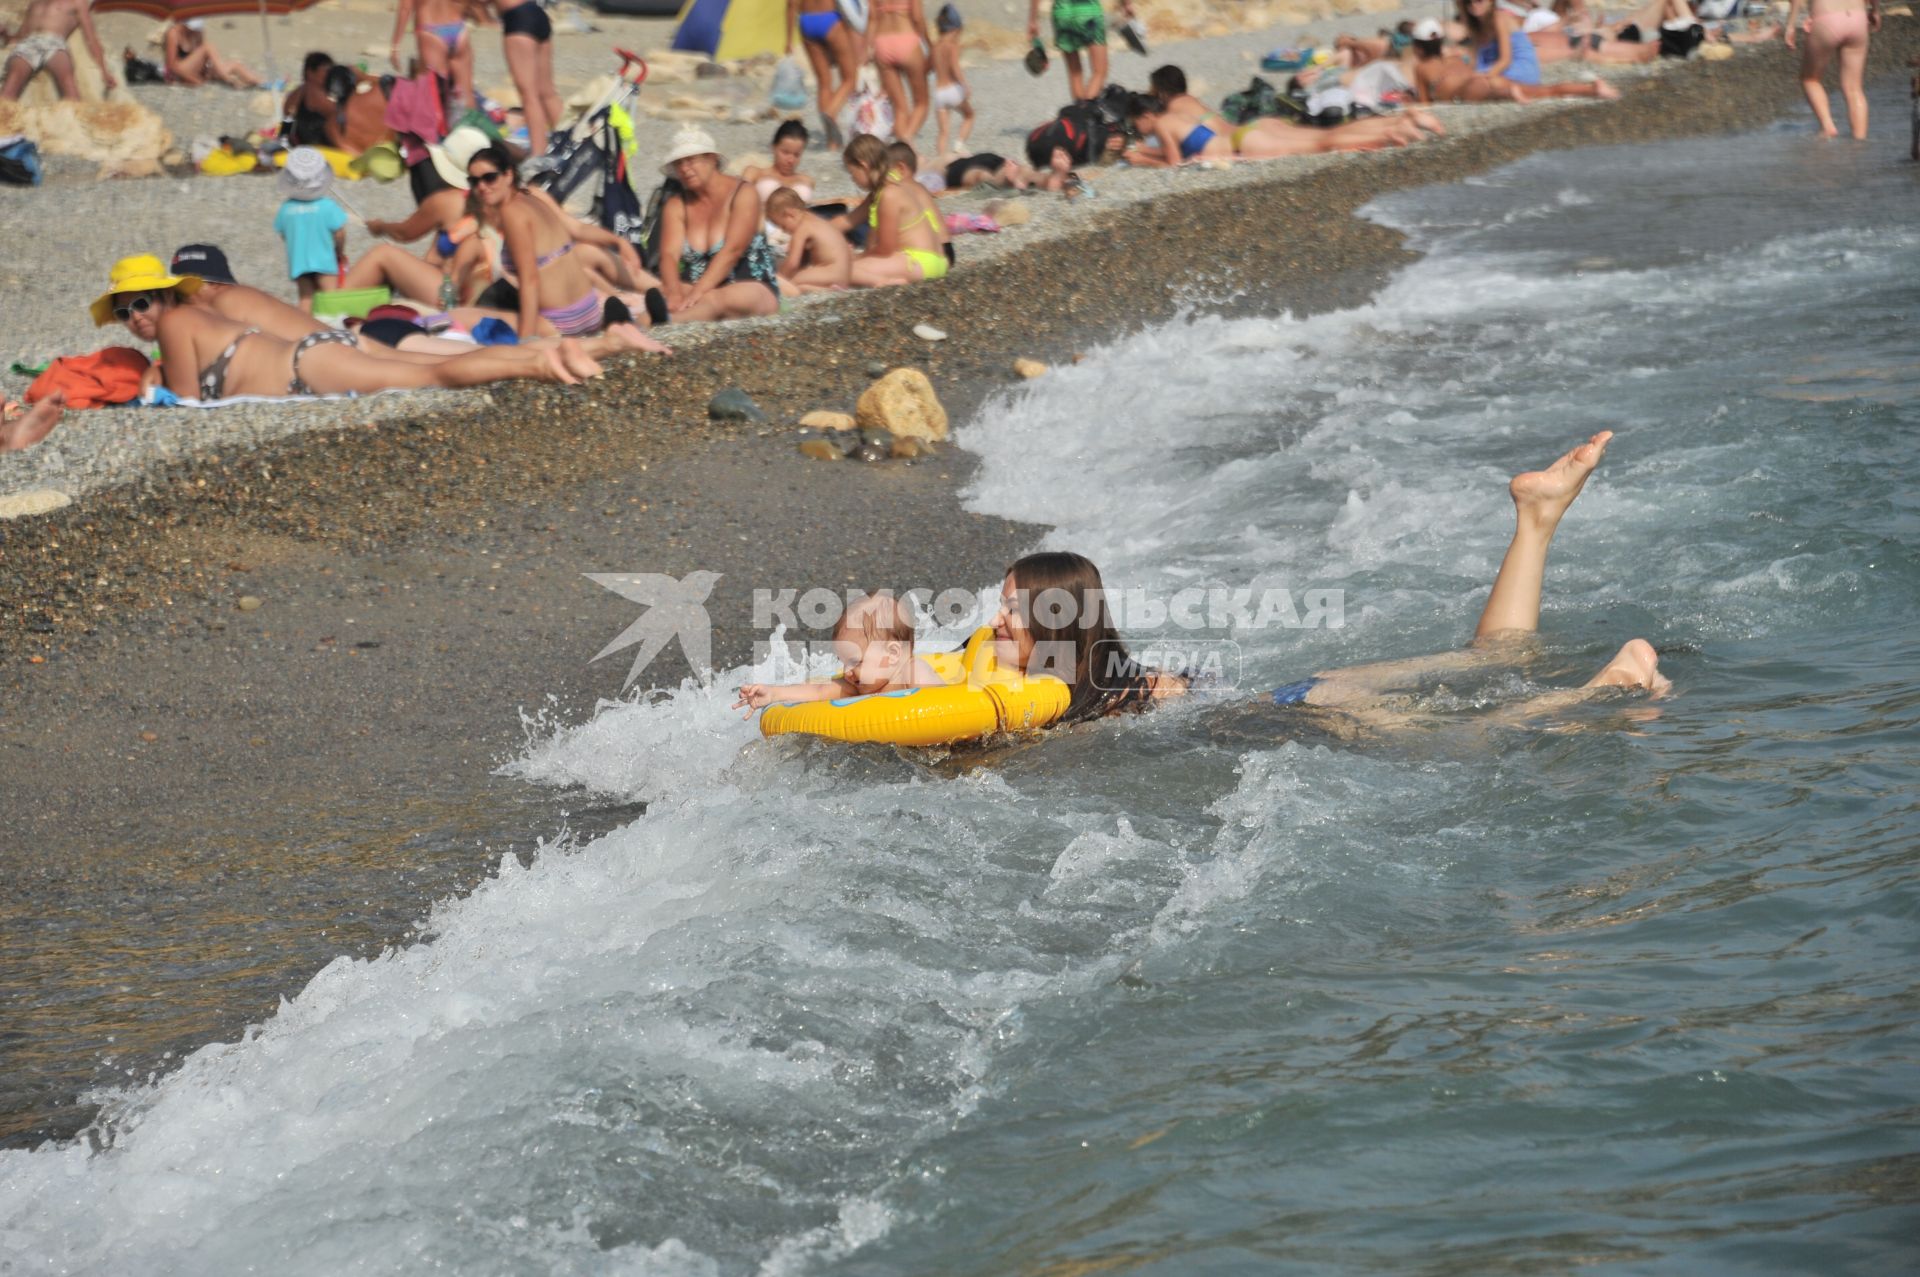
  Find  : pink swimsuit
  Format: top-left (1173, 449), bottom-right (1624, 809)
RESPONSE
top-left (1808, 6), bottom-right (1869, 46)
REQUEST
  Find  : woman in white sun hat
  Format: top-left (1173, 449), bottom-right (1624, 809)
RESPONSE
top-left (653, 128), bottom-right (782, 325)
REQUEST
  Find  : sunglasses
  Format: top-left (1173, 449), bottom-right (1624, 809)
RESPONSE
top-left (469, 170), bottom-right (506, 187)
top-left (112, 295), bottom-right (159, 321)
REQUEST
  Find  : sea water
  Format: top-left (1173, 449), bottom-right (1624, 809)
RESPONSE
top-left (3, 99), bottom-right (1916, 1273)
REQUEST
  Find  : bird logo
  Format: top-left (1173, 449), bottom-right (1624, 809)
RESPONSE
top-left (586, 570), bottom-right (722, 689)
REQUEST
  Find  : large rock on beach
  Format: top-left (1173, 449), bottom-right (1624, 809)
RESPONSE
top-left (856, 369), bottom-right (948, 444)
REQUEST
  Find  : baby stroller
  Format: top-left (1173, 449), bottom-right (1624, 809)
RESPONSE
top-left (529, 49), bottom-right (650, 251)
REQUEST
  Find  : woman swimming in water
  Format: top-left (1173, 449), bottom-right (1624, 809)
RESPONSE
top-left (989, 432), bottom-right (1666, 728)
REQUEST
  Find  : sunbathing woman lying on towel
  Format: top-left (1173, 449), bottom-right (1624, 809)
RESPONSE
top-left (1124, 78), bottom-right (1440, 165)
top-left (91, 254), bottom-right (649, 401)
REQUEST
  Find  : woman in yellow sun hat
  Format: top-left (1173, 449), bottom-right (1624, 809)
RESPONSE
top-left (91, 253), bottom-right (632, 400)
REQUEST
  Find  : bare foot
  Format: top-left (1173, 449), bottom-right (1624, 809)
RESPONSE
top-left (556, 338), bottom-right (604, 381)
top-left (1510, 430), bottom-right (1612, 531)
top-left (1, 392), bottom-right (64, 452)
top-left (1592, 77), bottom-right (1621, 101)
top-left (602, 322), bottom-right (673, 356)
top-left (1584, 638), bottom-right (1671, 697)
top-left (1409, 108), bottom-right (1446, 136)
top-left (1510, 83), bottom-right (1534, 104)
top-left (541, 346), bottom-right (581, 386)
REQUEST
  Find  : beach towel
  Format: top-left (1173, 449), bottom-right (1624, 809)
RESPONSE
top-left (25, 348), bottom-right (151, 409)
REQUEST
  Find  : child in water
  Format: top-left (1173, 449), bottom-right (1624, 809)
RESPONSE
top-left (736, 592), bottom-right (944, 713)
top-left (932, 4), bottom-right (975, 159)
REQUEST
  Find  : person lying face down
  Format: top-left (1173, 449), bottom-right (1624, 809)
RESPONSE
top-left (735, 592), bottom-right (945, 713)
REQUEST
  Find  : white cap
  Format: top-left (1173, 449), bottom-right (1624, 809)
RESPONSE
top-left (185, 17), bottom-right (205, 30)
top-left (1412, 18), bottom-right (1445, 40)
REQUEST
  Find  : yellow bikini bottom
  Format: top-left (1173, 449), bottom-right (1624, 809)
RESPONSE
top-left (903, 247), bottom-right (949, 281)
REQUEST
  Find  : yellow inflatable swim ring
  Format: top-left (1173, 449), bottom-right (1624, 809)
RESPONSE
top-left (271, 146), bottom-right (363, 180)
top-left (759, 627), bottom-right (1070, 747)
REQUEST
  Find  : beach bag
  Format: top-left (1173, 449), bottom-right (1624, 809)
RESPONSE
top-left (600, 149), bottom-right (648, 256)
top-left (123, 53), bottom-right (165, 85)
top-left (1025, 101), bottom-right (1107, 167)
top-left (1657, 21), bottom-right (1706, 58)
top-left (1093, 82), bottom-right (1134, 136)
top-left (841, 71), bottom-right (893, 141)
top-left (0, 136), bottom-right (40, 186)
top-left (771, 56), bottom-right (809, 112)
top-left (634, 177), bottom-right (684, 275)
top-left (1221, 76), bottom-right (1284, 125)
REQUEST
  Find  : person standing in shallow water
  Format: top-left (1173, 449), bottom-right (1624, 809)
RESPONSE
top-left (1786, 0), bottom-right (1880, 139)
top-left (989, 432), bottom-right (1667, 728)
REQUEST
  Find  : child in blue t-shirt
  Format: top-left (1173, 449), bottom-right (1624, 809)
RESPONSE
top-left (274, 146), bottom-right (348, 311)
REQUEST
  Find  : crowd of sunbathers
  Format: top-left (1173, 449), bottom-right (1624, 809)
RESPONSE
top-left (1, 0), bottom-right (1787, 453)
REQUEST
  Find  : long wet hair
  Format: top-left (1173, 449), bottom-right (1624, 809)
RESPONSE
top-left (1006, 552), bottom-right (1158, 725)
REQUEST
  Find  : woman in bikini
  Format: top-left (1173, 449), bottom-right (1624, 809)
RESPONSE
top-left (1128, 67), bottom-right (1439, 164)
top-left (391, 0), bottom-right (476, 110)
top-left (465, 145), bottom-right (671, 345)
top-left (869, 0), bottom-right (932, 143)
top-left (842, 133), bottom-right (950, 287)
top-left (1123, 67), bottom-right (1234, 167)
top-left (493, 0), bottom-right (564, 155)
top-left (91, 254), bottom-right (630, 401)
top-left (654, 129), bottom-right (783, 323)
top-left (1454, 0), bottom-right (1620, 101)
top-left (985, 432), bottom-right (1667, 734)
top-left (1786, 0), bottom-right (1880, 139)
top-left (742, 120), bottom-right (819, 206)
top-left (788, 0), bottom-right (861, 148)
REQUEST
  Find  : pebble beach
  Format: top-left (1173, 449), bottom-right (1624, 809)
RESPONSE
top-left (2, 0), bottom-right (1915, 1157)
top-left (0, 0), bottom-right (1691, 502)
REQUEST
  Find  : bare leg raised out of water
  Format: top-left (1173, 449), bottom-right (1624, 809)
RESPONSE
top-left (1302, 431), bottom-right (1615, 706)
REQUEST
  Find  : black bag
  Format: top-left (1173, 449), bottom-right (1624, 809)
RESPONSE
top-left (631, 176), bottom-right (683, 275)
top-left (1657, 22), bottom-right (1705, 58)
top-left (123, 54), bottom-right (165, 85)
top-left (1025, 101), bottom-right (1108, 167)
